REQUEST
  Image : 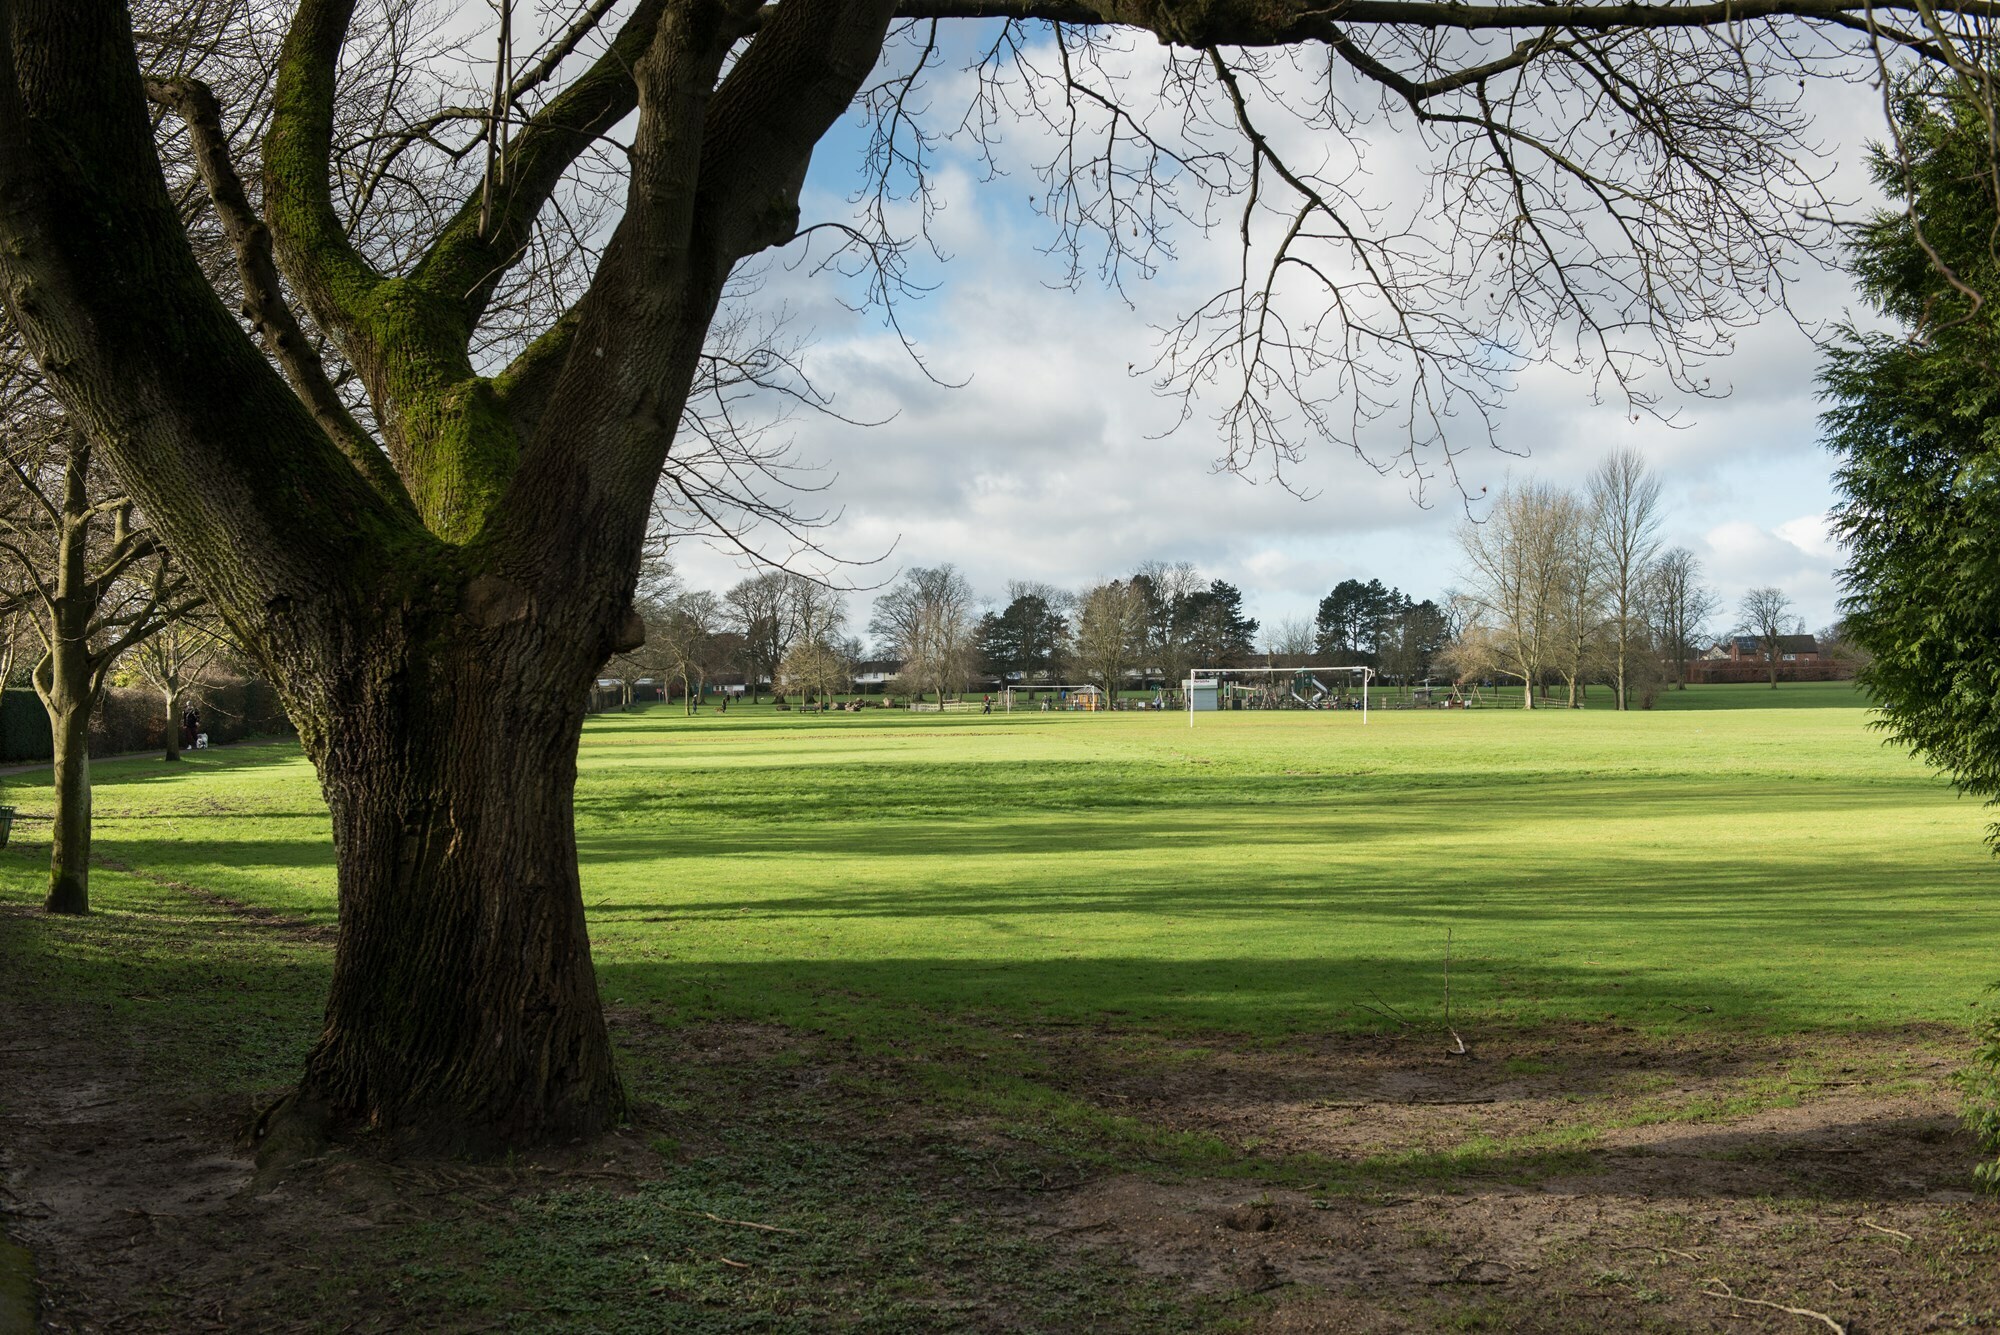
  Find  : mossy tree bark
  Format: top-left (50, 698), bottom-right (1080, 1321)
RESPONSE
top-left (0, 0), bottom-right (900, 1145)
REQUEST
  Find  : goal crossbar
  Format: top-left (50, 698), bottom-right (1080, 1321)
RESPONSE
top-left (1186, 664), bottom-right (1375, 727)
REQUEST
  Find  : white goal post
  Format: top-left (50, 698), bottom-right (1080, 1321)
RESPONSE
top-left (1186, 665), bottom-right (1375, 728)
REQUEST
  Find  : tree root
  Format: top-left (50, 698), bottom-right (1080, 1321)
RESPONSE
top-left (242, 1090), bottom-right (332, 1186)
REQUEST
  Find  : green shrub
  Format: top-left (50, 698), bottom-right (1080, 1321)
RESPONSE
top-left (1968, 989), bottom-right (2000, 1188)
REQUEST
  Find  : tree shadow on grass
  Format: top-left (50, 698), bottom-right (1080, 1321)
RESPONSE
top-left (578, 839), bottom-right (1997, 946)
top-left (1307, 1115), bottom-right (1978, 1202)
top-left (0, 741), bottom-right (310, 799)
top-left (591, 949), bottom-right (1957, 1063)
top-left (573, 767), bottom-right (1958, 828)
top-left (594, 953), bottom-right (1978, 1203)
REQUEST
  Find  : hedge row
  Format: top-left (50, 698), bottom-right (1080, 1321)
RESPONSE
top-left (1686, 662), bottom-right (1852, 684)
top-left (0, 676), bottom-right (294, 765)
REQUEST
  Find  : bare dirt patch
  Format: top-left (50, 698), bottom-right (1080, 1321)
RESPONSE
top-left (1024, 1025), bottom-right (1999, 1331)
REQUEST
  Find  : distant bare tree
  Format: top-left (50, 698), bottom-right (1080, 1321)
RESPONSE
top-left (725, 572), bottom-right (792, 705)
top-left (1590, 450), bottom-right (1665, 710)
top-left (1739, 586), bottom-right (1800, 689)
top-left (1074, 579), bottom-right (1149, 703)
top-left (1648, 548), bottom-right (1721, 690)
top-left (654, 590), bottom-right (726, 714)
top-left (1267, 616), bottom-right (1317, 658)
top-left (779, 637), bottom-right (848, 707)
top-left (1551, 496), bottom-right (1606, 707)
top-left (1457, 483), bottom-right (1575, 709)
top-left (131, 610), bottom-right (236, 762)
top-left (1435, 618), bottom-right (1504, 696)
top-left (787, 576), bottom-right (847, 655)
top-left (871, 566), bottom-right (976, 705)
top-left (772, 578), bottom-right (850, 707)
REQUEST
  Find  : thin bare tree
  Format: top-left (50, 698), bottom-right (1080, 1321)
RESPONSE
top-left (1266, 616), bottom-right (1317, 658)
top-left (1073, 579), bottom-right (1148, 703)
top-left (130, 610), bottom-right (236, 762)
top-left (653, 589), bottom-right (727, 713)
top-left (1550, 494), bottom-right (1606, 707)
top-left (1648, 548), bottom-right (1721, 689)
top-left (1589, 450), bottom-right (1666, 710)
top-left (1456, 483), bottom-right (1574, 708)
top-left (0, 424), bottom-right (198, 913)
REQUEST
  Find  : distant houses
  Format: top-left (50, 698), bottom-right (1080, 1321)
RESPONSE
top-left (1689, 634), bottom-right (1844, 684)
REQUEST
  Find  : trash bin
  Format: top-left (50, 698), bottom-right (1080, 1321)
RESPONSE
top-left (0, 807), bottom-right (16, 849)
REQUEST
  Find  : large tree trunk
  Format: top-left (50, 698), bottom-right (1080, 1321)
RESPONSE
top-left (279, 624), bottom-right (624, 1151)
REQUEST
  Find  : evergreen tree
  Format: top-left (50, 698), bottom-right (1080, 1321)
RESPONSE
top-left (1819, 77), bottom-right (2000, 1183)
top-left (1184, 580), bottom-right (1259, 665)
top-left (976, 590), bottom-right (1069, 681)
top-left (1314, 578), bottom-right (1399, 663)
top-left (1823, 79), bottom-right (2000, 845)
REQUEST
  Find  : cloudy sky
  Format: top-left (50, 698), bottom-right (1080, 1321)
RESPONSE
top-left (653, 26), bottom-right (1897, 643)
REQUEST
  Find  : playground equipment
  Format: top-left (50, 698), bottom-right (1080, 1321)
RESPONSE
top-left (1185, 665), bottom-right (1374, 727)
top-left (999, 684), bottom-right (1106, 711)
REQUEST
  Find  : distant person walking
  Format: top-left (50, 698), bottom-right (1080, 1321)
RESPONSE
top-left (180, 703), bottom-right (199, 750)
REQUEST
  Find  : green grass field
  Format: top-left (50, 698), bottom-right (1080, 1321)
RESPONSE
top-left (8, 678), bottom-right (1994, 1053)
top-left (8, 680), bottom-right (2000, 1332)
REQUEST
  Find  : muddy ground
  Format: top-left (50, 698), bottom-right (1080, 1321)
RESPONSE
top-left (4, 901), bottom-right (1998, 1332)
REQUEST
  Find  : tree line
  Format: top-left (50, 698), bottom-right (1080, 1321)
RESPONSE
top-left (1446, 448), bottom-right (1837, 708)
top-left (605, 560), bottom-right (1264, 706)
top-left (612, 489), bottom-right (1850, 712)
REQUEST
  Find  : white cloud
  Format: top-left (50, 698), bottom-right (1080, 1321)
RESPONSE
top-left (669, 33), bottom-right (1895, 645)
top-left (1697, 516), bottom-right (1844, 628)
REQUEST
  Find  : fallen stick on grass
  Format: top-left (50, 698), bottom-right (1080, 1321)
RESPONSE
top-left (680, 1208), bottom-right (801, 1235)
top-left (1315, 1097), bottom-right (1498, 1108)
top-left (1608, 1242), bottom-right (1703, 1262)
top-left (1700, 1280), bottom-right (1845, 1333)
top-left (1360, 991), bottom-right (1415, 1028)
top-left (1859, 1218), bottom-right (1913, 1242)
